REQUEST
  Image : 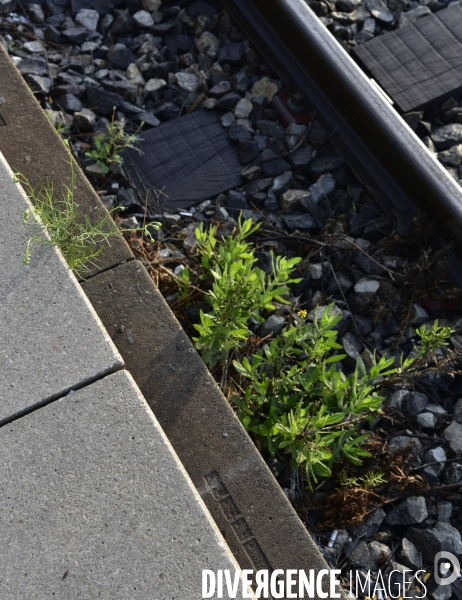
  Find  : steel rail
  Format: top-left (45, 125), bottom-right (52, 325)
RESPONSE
top-left (220, 0), bottom-right (462, 247)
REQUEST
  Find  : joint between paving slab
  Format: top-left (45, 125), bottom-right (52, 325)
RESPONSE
top-left (78, 256), bottom-right (136, 283)
top-left (0, 363), bottom-right (125, 429)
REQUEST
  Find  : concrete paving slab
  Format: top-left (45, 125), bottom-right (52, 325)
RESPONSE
top-left (0, 152), bottom-right (123, 423)
top-left (0, 370), bottom-right (246, 599)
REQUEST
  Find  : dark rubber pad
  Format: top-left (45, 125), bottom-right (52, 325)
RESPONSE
top-left (353, 5), bottom-right (462, 112)
top-left (123, 110), bottom-right (243, 211)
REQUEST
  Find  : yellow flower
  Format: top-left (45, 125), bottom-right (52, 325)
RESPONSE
top-left (298, 309), bottom-right (307, 318)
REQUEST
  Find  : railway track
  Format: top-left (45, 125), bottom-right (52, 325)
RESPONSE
top-left (1, 0), bottom-right (462, 597)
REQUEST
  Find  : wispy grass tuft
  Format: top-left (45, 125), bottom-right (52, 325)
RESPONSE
top-left (18, 142), bottom-right (160, 276)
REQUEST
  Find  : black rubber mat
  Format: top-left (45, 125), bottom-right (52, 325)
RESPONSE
top-left (123, 110), bottom-right (242, 211)
top-left (352, 5), bottom-right (462, 112)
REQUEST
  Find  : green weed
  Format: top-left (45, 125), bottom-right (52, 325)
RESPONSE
top-left (190, 217), bottom-right (301, 369)
top-left (85, 109), bottom-right (143, 174)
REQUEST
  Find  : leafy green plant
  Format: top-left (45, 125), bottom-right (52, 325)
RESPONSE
top-left (168, 218), bottom-right (455, 485)
top-left (85, 109), bottom-right (143, 174)
top-left (190, 217), bottom-right (301, 369)
top-left (19, 143), bottom-right (160, 276)
top-left (233, 307), bottom-right (453, 484)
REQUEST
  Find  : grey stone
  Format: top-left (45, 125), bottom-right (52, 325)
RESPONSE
top-left (56, 93), bottom-right (83, 113)
top-left (403, 391), bottom-right (429, 415)
top-left (289, 147), bottom-right (313, 169)
top-left (444, 420), bottom-right (462, 454)
top-left (398, 5), bottom-right (431, 27)
top-left (309, 154), bottom-right (344, 174)
top-left (354, 278), bottom-right (380, 298)
top-left (417, 412), bottom-right (437, 428)
top-left (85, 162), bottom-right (106, 178)
top-left (368, 540), bottom-right (391, 565)
top-left (443, 463), bottom-right (462, 484)
top-left (107, 44), bottom-right (135, 70)
top-left (362, 17), bottom-right (376, 34)
top-left (402, 111), bottom-right (423, 131)
top-left (328, 271), bottom-right (353, 294)
top-left (75, 8), bottom-right (99, 31)
top-left (342, 332), bottom-right (363, 359)
top-left (0, 153), bottom-right (123, 423)
top-left (272, 171), bottom-right (293, 196)
top-left (337, 0), bottom-right (362, 10)
top-left (438, 144), bottom-right (462, 167)
top-left (144, 78), bottom-right (167, 96)
top-left (217, 42), bottom-right (245, 64)
top-left (25, 3), bottom-right (45, 22)
top-left (308, 262), bottom-right (331, 280)
top-left (142, 0), bottom-right (161, 9)
top-left (407, 522), bottom-right (462, 564)
top-left (234, 98), bottom-right (253, 119)
top-left (175, 72), bottom-right (199, 93)
top-left (280, 189), bottom-right (310, 212)
top-left (385, 496), bottom-right (428, 526)
top-left (425, 403), bottom-right (447, 416)
top-left (126, 64), bottom-right (145, 85)
top-left (255, 250), bottom-right (274, 274)
top-left (209, 81), bottom-right (232, 97)
top-left (72, 108), bottom-right (98, 132)
top-left (431, 123), bottom-right (462, 150)
top-left (344, 540), bottom-right (377, 570)
top-left (229, 123), bottom-right (253, 142)
top-left (350, 508), bottom-right (386, 538)
top-left (430, 585), bottom-right (453, 600)
top-left (257, 120), bottom-right (284, 139)
top-left (454, 397), bottom-right (462, 423)
top-left (133, 9), bottom-right (154, 28)
top-left (349, 5), bottom-right (372, 22)
top-left (195, 31), bottom-right (220, 58)
top-left (424, 446), bottom-right (447, 473)
top-left (216, 92), bottom-right (241, 110)
top-left (411, 303), bottom-right (429, 324)
top-left (437, 501), bottom-right (452, 523)
top-left (17, 56), bottom-right (48, 76)
top-left (282, 212), bottom-right (317, 232)
top-left (352, 314), bottom-right (372, 335)
top-left (23, 40), bottom-right (45, 53)
top-left (397, 538), bottom-right (421, 570)
top-left (365, 0), bottom-right (394, 22)
top-left (388, 389), bottom-right (409, 410)
top-left (221, 112), bottom-right (235, 128)
top-left (103, 80), bottom-right (138, 103)
top-left (251, 77), bottom-right (278, 102)
top-left (62, 27), bottom-right (89, 45)
top-left (309, 173), bottom-right (336, 203)
top-left (387, 434), bottom-right (422, 455)
top-left (0, 371), bottom-right (244, 598)
top-left (258, 315), bottom-right (286, 337)
top-left (24, 74), bottom-right (51, 94)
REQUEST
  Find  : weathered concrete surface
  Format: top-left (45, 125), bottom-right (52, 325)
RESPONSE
top-left (0, 45), bottom-right (133, 277)
top-left (0, 153), bottom-right (123, 422)
top-left (0, 370), bottom-right (246, 599)
top-left (83, 260), bottom-right (331, 595)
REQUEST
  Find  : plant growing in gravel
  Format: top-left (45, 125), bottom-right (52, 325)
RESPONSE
top-left (339, 470), bottom-right (387, 489)
top-left (85, 109), bottom-right (143, 174)
top-left (190, 217), bottom-right (301, 370)
top-left (19, 143), bottom-right (160, 276)
top-left (233, 307), bottom-right (454, 484)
